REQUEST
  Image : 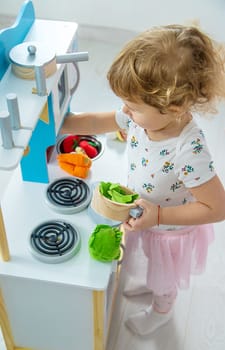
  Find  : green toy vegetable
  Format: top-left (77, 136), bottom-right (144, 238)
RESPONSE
top-left (99, 181), bottom-right (139, 204)
top-left (88, 224), bottom-right (123, 262)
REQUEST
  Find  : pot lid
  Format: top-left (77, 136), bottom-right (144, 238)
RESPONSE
top-left (9, 41), bottom-right (56, 68)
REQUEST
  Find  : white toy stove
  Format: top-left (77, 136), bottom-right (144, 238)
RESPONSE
top-left (0, 1), bottom-right (127, 350)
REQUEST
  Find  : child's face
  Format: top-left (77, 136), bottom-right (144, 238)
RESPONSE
top-left (122, 100), bottom-right (176, 132)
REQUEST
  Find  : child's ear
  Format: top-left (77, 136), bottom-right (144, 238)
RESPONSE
top-left (168, 105), bottom-right (184, 114)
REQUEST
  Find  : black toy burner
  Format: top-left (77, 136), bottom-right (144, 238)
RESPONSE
top-left (29, 220), bottom-right (81, 263)
top-left (45, 177), bottom-right (91, 214)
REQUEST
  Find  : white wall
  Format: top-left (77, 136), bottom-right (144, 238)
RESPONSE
top-left (1, 0), bottom-right (225, 40)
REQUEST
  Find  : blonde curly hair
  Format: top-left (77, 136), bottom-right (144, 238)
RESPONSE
top-left (107, 25), bottom-right (225, 114)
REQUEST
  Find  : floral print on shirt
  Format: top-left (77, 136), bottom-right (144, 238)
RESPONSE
top-left (141, 157), bottom-right (149, 167)
top-left (160, 149), bottom-right (170, 156)
top-left (162, 161), bottom-right (174, 174)
top-left (117, 110), bottom-right (216, 206)
top-left (130, 135), bottom-right (138, 148)
top-left (170, 181), bottom-right (183, 192)
top-left (181, 165), bottom-right (194, 176)
top-left (143, 183), bottom-right (155, 193)
top-left (191, 138), bottom-right (203, 154)
top-left (209, 161), bottom-right (214, 172)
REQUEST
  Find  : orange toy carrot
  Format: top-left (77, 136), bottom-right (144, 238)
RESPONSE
top-left (57, 153), bottom-right (92, 178)
top-left (57, 153), bottom-right (92, 168)
top-left (58, 161), bottom-right (90, 178)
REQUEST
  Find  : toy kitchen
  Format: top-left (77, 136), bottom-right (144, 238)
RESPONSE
top-left (0, 1), bottom-right (128, 350)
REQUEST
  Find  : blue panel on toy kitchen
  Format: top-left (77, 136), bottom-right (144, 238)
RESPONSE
top-left (20, 93), bottom-right (56, 183)
top-left (0, 0), bottom-right (35, 80)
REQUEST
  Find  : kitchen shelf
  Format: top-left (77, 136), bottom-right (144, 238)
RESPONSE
top-left (0, 128), bottom-right (32, 170)
top-left (0, 17), bottom-right (77, 186)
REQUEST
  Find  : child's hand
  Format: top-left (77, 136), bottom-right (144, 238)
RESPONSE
top-left (123, 198), bottom-right (159, 231)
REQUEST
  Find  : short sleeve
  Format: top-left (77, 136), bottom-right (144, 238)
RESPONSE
top-left (174, 126), bottom-right (216, 188)
top-left (115, 108), bottom-right (130, 130)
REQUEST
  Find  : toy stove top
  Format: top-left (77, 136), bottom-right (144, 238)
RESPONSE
top-left (29, 220), bottom-right (81, 263)
top-left (45, 177), bottom-right (91, 214)
top-left (29, 177), bottom-right (91, 263)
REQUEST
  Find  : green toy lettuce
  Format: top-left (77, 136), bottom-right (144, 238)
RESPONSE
top-left (99, 181), bottom-right (139, 204)
top-left (88, 224), bottom-right (123, 262)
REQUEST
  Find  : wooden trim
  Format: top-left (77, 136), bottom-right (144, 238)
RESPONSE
top-left (92, 290), bottom-right (105, 350)
top-left (0, 289), bottom-right (14, 350)
top-left (0, 207), bottom-right (10, 261)
top-left (105, 271), bottom-right (120, 345)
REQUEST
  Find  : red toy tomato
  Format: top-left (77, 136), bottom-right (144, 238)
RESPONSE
top-left (62, 135), bottom-right (80, 153)
top-left (78, 140), bottom-right (98, 158)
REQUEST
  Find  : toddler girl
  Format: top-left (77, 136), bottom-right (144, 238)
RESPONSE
top-left (61, 24), bottom-right (225, 335)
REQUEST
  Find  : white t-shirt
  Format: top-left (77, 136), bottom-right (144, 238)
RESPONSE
top-left (115, 109), bottom-right (215, 208)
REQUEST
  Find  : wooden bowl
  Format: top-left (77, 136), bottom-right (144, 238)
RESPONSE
top-left (90, 184), bottom-right (137, 222)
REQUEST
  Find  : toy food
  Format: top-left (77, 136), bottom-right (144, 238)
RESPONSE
top-left (62, 135), bottom-right (80, 153)
top-left (91, 182), bottom-right (139, 222)
top-left (61, 135), bottom-right (99, 159)
top-left (99, 181), bottom-right (139, 204)
top-left (57, 153), bottom-right (92, 178)
top-left (88, 224), bottom-right (123, 262)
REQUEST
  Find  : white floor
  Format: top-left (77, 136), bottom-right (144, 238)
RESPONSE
top-left (1, 25), bottom-right (225, 350)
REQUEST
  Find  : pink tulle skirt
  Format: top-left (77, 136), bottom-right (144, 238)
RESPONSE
top-left (123, 224), bottom-right (214, 295)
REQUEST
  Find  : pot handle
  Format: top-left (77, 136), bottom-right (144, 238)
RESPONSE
top-left (129, 206), bottom-right (143, 219)
top-left (56, 51), bottom-right (89, 64)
